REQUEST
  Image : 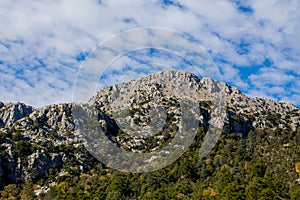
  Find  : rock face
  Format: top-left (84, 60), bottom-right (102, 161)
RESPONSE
top-left (0, 70), bottom-right (299, 190)
top-left (0, 103), bottom-right (99, 187)
top-left (90, 70), bottom-right (299, 134)
top-left (225, 87), bottom-right (299, 132)
top-left (0, 102), bottom-right (33, 127)
top-left (88, 71), bottom-right (227, 156)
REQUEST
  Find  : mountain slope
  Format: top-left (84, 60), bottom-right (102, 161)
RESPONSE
top-left (0, 70), bottom-right (299, 199)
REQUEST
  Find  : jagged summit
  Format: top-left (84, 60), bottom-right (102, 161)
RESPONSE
top-left (89, 70), bottom-right (203, 103)
top-left (0, 70), bottom-right (299, 131)
top-left (88, 70), bottom-right (298, 129)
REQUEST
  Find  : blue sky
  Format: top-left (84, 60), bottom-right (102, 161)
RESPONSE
top-left (0, 0), bottom-right (299, 107)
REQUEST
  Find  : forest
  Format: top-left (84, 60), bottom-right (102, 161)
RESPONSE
top-left (1, 124), bottom-right (300, 200)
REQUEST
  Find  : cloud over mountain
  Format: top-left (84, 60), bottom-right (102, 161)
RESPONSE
top-left (0, 0), bottom-right (299, 107)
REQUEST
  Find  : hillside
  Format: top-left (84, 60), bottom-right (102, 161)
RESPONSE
top-left (0, 70), bottom-right (299, 199)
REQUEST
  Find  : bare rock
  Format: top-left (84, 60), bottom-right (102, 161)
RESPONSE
top-left (0, 102), bottom-right (33, 127)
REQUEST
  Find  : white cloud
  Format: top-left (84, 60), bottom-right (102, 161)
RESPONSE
top-left (282, 94), bottom-right (300, 107)
top-left (219, 63), bottom-right (249, 90)
top-left (0, 0), bottom-right (299, 107)
top-left (249, 68), bottom-right (295, 87)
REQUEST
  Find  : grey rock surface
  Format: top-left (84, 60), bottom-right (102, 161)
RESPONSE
top-left (0, 102), bottom-right (33, 127)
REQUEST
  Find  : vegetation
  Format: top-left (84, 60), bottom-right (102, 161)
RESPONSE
top-left (0, 97), bottom-right (299, 199)
top-left (1, 123), bottom-right (299, 199)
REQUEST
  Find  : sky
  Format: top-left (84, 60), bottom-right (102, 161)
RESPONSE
top-left (0, 0), bottom-right (299, 107)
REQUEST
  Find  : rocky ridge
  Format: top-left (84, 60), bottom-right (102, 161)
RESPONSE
top-left (0, 70), bottom-right (299, 194)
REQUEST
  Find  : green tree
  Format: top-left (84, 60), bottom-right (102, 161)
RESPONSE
top-left (290, 187), bottom-right (300, 200)
top-left (13, 141), bottom-right (33, 157)
top-left (249, 161), bottom-right (266, 178)
top-left (12, 130), bottom-right (22, 141)
top-left (20, 181), bottom-right (36, 200)
top-left (246, 177), bottom-right (264, 199)
top-left (221, 179), bottom-right (246, 200)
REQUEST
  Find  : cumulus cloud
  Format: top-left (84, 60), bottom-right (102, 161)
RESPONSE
top-left (0, 0), bottom-right (299, 107)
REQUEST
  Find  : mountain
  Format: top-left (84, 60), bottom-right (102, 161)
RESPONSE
top-left (0, 70), bottom-right (299, 199)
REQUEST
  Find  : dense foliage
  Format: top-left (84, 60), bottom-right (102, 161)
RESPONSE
top-left (1, 124), bottom-right (299, 199)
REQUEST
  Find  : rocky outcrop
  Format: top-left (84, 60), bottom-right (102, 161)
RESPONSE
top-left (225, 84), bottom-right (299, 131)
top-left (0, 102), bottom-right (33, 127)
top-left (90, 70), bottom-right (299, 134)
top-left (0, 103), bottom-right (98, 187)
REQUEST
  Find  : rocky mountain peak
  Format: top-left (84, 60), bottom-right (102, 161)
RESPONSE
top-left (0, 70), bottom-right (299, 195)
